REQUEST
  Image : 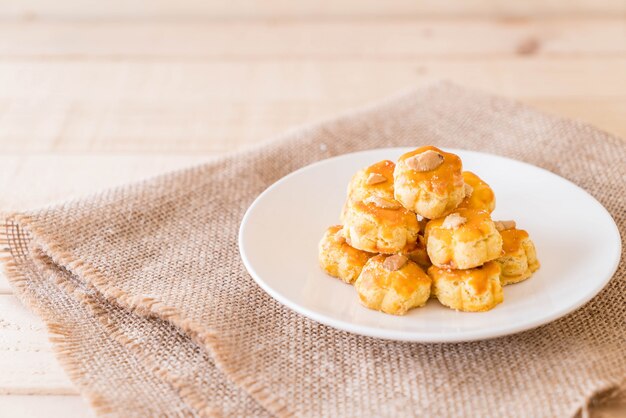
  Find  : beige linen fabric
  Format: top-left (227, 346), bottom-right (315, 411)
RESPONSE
top-left (2, 82), bottom-right (624, 417)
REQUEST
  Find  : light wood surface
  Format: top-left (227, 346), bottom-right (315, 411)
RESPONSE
top-left (4, 0), bottom-right (625, 19)
top-left (1, 3), bottom-right (624, 416)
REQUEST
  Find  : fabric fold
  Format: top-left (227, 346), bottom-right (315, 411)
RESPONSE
top-left (2, 82), bottom-right (624, 417)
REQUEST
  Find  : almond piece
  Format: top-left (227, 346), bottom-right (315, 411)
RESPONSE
top-left (364, 196), bottom-right (401, 210)
top-left (366, 172), bottom-right (387, 185)
top-left (495, 220), bottom-right (516, 231)
top-left (405, 150), bottom-right (444, 172)
top-left (464, 183), bottom-right (474, 198)
top-left (383, 255), bottom-right (408, 271)
top-left (442, 213), bottom-right (466, 229)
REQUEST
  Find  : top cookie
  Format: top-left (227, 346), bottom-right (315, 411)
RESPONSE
top-left (342, 160), bottom-right (419, 254)
top-left (393, 146), bottom-right (465, 219)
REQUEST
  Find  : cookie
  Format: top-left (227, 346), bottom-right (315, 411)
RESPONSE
top-left (425, 208), bottom-right (503, 269)
top-left (458, 171), bottom-right (496, 213)
top-left (318, 225), bottom-right (374, 284)
top-left (394, 146), bottom-right (465, 219)
top-left (429, 261), bottom-right (503, 312)
top-left (355, 254), bottom-right (431, 315)
top-left (495, 223), bottom-right (540, 285)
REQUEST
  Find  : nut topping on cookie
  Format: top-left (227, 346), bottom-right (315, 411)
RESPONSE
top-left (364, 196), bottom-right (402, 210)
top-left (442, 213), bottom-right (467, 229)
top-left (405, 150), bottom-right (444, 172)
top-left (495, 220), bottom-right (516, 231)
top-left (383, 255), bottom-right (408, 271)
top-left (366, 173), bottom-right (387, 185)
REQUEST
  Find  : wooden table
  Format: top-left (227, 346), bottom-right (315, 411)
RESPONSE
top-left (1, 2), bottom-right (625, 416)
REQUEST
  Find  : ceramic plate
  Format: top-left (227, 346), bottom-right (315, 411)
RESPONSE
top-left (239, 148), bottom-right (621, 342)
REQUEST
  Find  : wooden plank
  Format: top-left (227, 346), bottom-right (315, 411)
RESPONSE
top-left (0, 58), bottom-right (624, 153)
top-left (0, 19), bottom-right (624, 58)
top-left (1, 59), bottom-right (623, 103)
top-left (0, 295), bottom-right (77, 394)
top-left (0, 154), bottom-right (207, 293)
top-left (0, 395), bottom-right (92, 418)
top-left (3, 0), bottom-right (625, 20)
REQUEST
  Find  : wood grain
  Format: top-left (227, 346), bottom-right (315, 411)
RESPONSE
top-left (0, 396), bottom-right (92, 418)
top-left (0, 296), bottom-right (76, 394)
top-left (1, 19), bottom-right (624, 58)
top-left (3, 0), bottom-right (625, 20)
top-left (1, 58), bottom-right (625, 153)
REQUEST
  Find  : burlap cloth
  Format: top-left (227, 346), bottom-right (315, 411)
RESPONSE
top-left (2, 82), bottom-right (624, 417)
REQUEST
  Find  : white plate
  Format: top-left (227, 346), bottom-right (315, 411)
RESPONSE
top-left (239, 148), bottom-right (621, 342)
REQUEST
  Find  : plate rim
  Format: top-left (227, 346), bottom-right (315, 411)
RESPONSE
top-left (239, 147), bottom-right (622, 342)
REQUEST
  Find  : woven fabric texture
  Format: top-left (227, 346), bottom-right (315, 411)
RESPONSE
top-left (2, 82), bottom-right (624, 417)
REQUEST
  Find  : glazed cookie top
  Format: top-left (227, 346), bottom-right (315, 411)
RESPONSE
top-left (348, 198), bottom-right (418, 229)
top-left (500, 228), bottom-right (530, 255)
top-left (364, 160), bottom-right (395, 184)
top-left (428, 261), bottom-right (501, 295)
top-left (359, 255), bottom-right (431, 299)
top-left (425, 208), bottom-right (496, 244)
top-left (458, 171), bottom-right (496, 212)
top-left (347, 160), bottom-right (396, 201)
top-left (396, 146), bottom-right (463, 195)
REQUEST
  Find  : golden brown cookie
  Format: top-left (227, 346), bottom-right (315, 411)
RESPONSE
top-left (346, 159), bottom-right (396, 202)
top-left (318, 225), bottom-right (374, 284)
top-left (355, 254), bottom-right (432, 315)
top-left (495, 225), bottom-right (540, 285)
top-left (341, 159), bottom-right (398, 225)
top-left (458, 171), bottom-right (496, 213)
top-left (393, 146), bottom-right (465, 219)
top-left (425, 208), bottom-right (503, 269)
top-left (342, 197), bottom-right (419, 254)
top-left (429, 261), bottom-right (503, 312)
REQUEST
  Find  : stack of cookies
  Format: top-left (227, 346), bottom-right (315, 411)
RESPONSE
top-left (318, 146), bottom-right (539, 315)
